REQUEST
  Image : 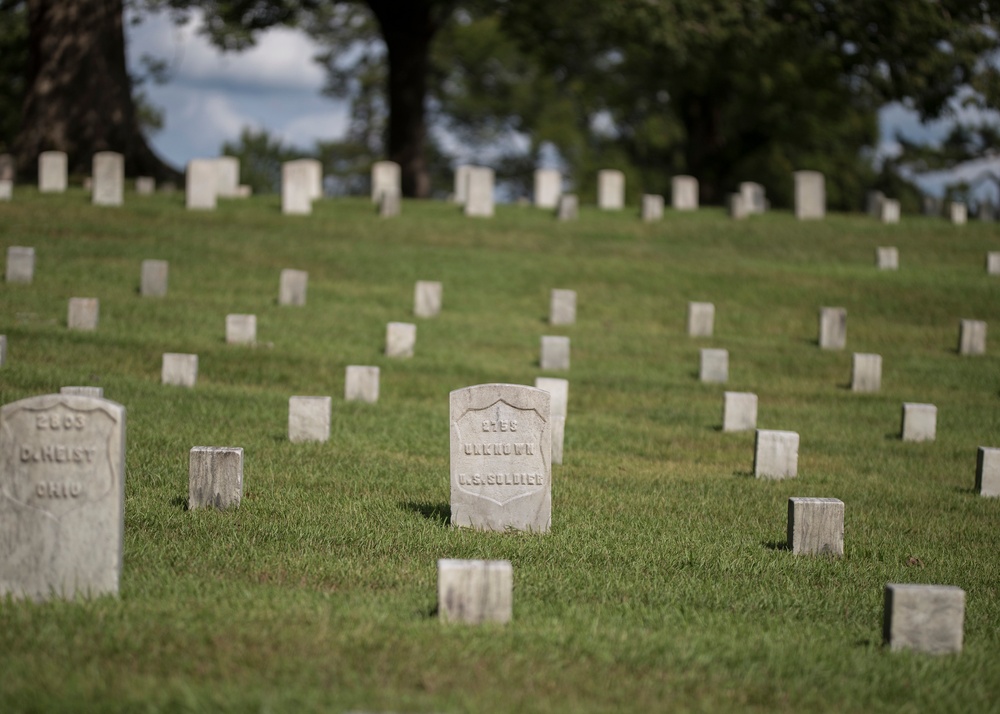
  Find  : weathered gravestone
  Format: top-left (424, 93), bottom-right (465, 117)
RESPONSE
top-left (282, 160), bottom-right (313, 215)
top-left (371, 161), bottom-right (401, 203)
top-left (450, 383), bottom-right (551, 532)
top-left (958, 319), bottom-right (986, 355)
top-left (189, 446), bottom-right (243, 510)
top-left (385, 322), bottom-right (416, 358)
top-left (883, 584), bottom-right (965, 654)
top-left (540, 336), bottom-right (570, 370)
top-left (0, 179), bottom-right (11, 201)
top-left (344, 366), bottom-right (379, 403)
top-left (135, 176), bottom-right (155, 195)
top-left (533, 169), bottom-right (561, 209)
top-left (976, 447), bottom-right (1000, 497)
top-left (950, 202), bottom-right (968, 225)
top-left (876, 247), bottom-right (898, 271)
top-left (6, 246), bottom-right (35, 284)
top-left (279, 269), bottom-right (308, 306)
top-left (61, 386), bottom-right (104, 398)
top-left (556, 194), bottom-right (578, 221)
top-left (687, 301), bottom-right (715, 337)
top-left (754, 429), bottom-right (799, 479)
top-left (140, 259), bottom-right (168, 298)
top-left (597, 170), bottom-right (625, 210)
top-left (722, 391), bottom-right (757, 432)
top-left (0, 335), bottom-right (6, 367)
top-left (0, 394), bottom-right (125, 600)
top-left (880, 199), bottom-right (900, 224)
top-left (699, 348), bottom-right (728, 383)
top-left (464, 167), bottom-right (495, 217)
top-left (535, 377), bottom-right (568, 466)
top-left (987, 252), bottom-right (1000, 275)
top-left (68, 298), bottom-right (99, 331)
top-left (185, 159), bottom-right (218, 210)
top-left (414, 280), bottom-right (443, 318)
top-left (851, 353), bottom-right (882, 393)
top-left (38, 151), bottom-right (68, 193)
top-left (640, 194), bottom-right (664, 222)
top-left (787, 497), bottom-right (844, 556)
top-left (549, 289), bottom-right (576, 326)
top-left (739, 182), bottom-right (766, 214)
top-left (438, 559), bottom-right (513, 624)
top-left (161, 353), bottom-right (198, 388)
top-left (793, 170), bottom-right (825, 220)
top-left (92, 152), bottom-right (124, 206)
top-left (818, 307), bottom-right (847, 350)
top-left (453, 165), bottom-right (472, 204)
top-left (727, 193), bottom-right (748, 219)
top-left (226, 314), bottom-right (257, 345)
top-left (288, 396), bottom-right (331, 443)
top-left (901, 402), bottom-right (936, 442)
top-left (671, 175), bottom-right (698, 210)
top-left (866, 190), bottom-right (885, 217)
top-left (213, 156), bottom-right (241, 198)
top-left (291, 158), bottom-right (322, 200)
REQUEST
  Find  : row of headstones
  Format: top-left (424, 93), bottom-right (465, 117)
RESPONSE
top-left (0, 151), bottom-right (161, 206)
top-left (866, 191), bottom-right (971, 225)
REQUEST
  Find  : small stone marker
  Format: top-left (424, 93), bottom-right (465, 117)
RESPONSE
top-left (0, 334), bottom-right (6, 367)
top-left (212, 157), bottom-right (240, 198)
top-left (92, 151), bottom-right (124, 206)
top-left (876, 247), bottom-right (898, 270)
top-left (60, 386), bottom-right (104, 398)
top-left (987, 252), bottom-right (1000, 275)
top-left (880, 198), bottom-right (900, 224)
top-left (901, 402), bottom-right (936, 442)
top-left (288, 396), bottom-right (331, 443)
top-left (597, 169), bottom-right (625, 210)
top-left (140, 259), bottom-right (168, 298)
top-left (739, 182), bottom-right (766, 214)
top-left (949, 202), bottom-right (967, 225)
top-left (549, 289), bottom-right (576, 326)
top-left (0, 393), bottom-right (125, 600)
top-left (754, 429), bottom-right (799, 479)
top-left (38, 151), bottom-right (68, 193)
top-left (0, 179), bottom-right (11, 201)
top-left (866, 190), bottom-right (885, 217)
top-left (135, 176), bottom-right (155, 195)
top-left (185, 159), bottom-right (217, 210)
top-left (378, 190), bottom-right (401, 217)
top-left (188, 446), bottom-right (243, 510)
top-left (671, 175), bottom-right (698, 210)
top-left (464, 167), bottom-right (495, 217)
top-left (556, 194), bottom-right (578, 221)
top-left (371, 160), bottom-right (401, 203)
top-left (6, 246), bottom-right (35, 284)
top-left (958, 319), bottom-right (986, 355)
top-left (976, 447), bottom-right (1000, 497)
top-left (883, 584), bottom-right (965, 654)
top-left (818, 307), bottom-right (847, 350)
top-left (533, 169), bottom-right (561, 209)
top-left (453, 165), bottom-right (472, 204)
top-left (641, 194), bottom-right (664, 222)
top-left (787, 497), bottom-right (844, 556)
top-left (722, 391), bottom-right (757, 432)
top-left (794, 170), bottom-right (825, 220)
top-left (437, 559), bottom-right (513, 624)
top-left (68, 298), bottom-right (99, 331)
top-left (535, 377), bottom-right (568, 466)
top-left (344, 366), bottom-right (380, 403)
top-left (296, 158), bottom-right (322, 199)
top-left (281, 160), bottom-right (313, 215)
top-left (450, 383), bottom-right (551, 532)
top-left (699, 348), bottom-right (728, 383)
top-left (414, 280), bottom-right (443, 318)
top-left (922, 195), bottom-right (941, 216)
top-left (385, 322), bottom-right (416, 358)
top-left (727, 193), bottom-right (747, 219)
top-left (226, 314), bottom-right (257, 345)
top-left (540, 336), bottom-right (570, 370)
top-left (279, 269), bottom-right (308, 306)
top-left (851, 353), bottom-right (882, 393)
top-left (687, 301), bottom-right (715, 337)
top-left (161, 353), bottom-right (198, 387)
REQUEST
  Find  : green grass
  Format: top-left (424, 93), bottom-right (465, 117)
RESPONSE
top-left (1, 188), bottom-right (999, 713)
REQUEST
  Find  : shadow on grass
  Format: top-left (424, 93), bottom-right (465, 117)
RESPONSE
top-left (762, 540), bottom-right (790, 551)
top-left (953, 486), bottom-right (980, 496)
top-left (884, 432), bottom-right (902, 441)
top-left (733, 470), bottom-right (755, 478)
top-left (402, 501), bottom-right (451, 525)
top-left (170, 495), bottom-right (189, 511)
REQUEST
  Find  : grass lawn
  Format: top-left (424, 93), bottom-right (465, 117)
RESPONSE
top-left (0, 188), bottom-right (998, 712)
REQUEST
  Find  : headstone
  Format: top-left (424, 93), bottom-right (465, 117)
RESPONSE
top-left (671, 175), bottom-right (698, 210)
top-left (345, 366), bottom-right (380, 403)
top-left (901, 402), bottom-right (936, 442)
top-left (851, 353), bottom-right (882, 393)
top-left (292, 158), bottom-right (322, 200)
top-left (533, 169), bottom-right (561, 209)
top-left (188, 446), bottom-right (243, 510)
top-left (866, 190), bottom-right (885, 217)
top-left (727, 193), bottom-right (748, 219)
top-left (161, 353), bottom-right (198, 387)
top-left (987, 252), bottom-right (1000, 275)
top-left (880, 199), bottom-right (900, 224)
top-left (787, 497), bottom-right (844, 556)
top-left (979, 201), bottom-right (995, 222)
top-left (876, 247), bottom-right (898, 271)
top-left (549, 289), bottom-right (576, 326)
top-left (371, 160), bottom-right (401, 203)
top-left (687, 302), bottom-right (715, 337)
top-left (754, 429), bottom-right (799, 479)
top-left (279, 269), bottom-right (308, 307)
top-left (0, 153), bottom-right (12, 180)
top-left (385, 322), bottom-right (416, 358)
top-left (214, 156), bottom-right (240, 198)
top-left (794, 170), bottom-right (825, 220)
top-left (556, 194), bottom-right (578, 221)
top-left (378, 190), bottom-right (401, 218)
top-left (699, 348), bottom-right (728, 383)
top-left (140, 259), bottom-right (168, 298)
top-left (640, 194), bottom-right (664, 222)
top-left (722, 391), bottom-right (757, 432)
top-left (414, 280), bottom-right (443, 318)
top-left (464, 167), bottom-right (495, 217)
top-left (540, 336), bottom-right (570, 370)
top-left (976, 447), bottom-right (1000, 497)
top-left (0, 394), bottom-right (125, 600)
top-left (185, 159), bottom-right (218, 210)
top-left (958, 319), bottom-right (986, 356)
top-left (0, 334), bottom-right (6, 367)
top-left (597, 170), bottom-right (625, 210)
top-left (235, 184), bottom-right (252, 198)
top-left (281, 160), bottom-right (313, 215)
top-left (818, 307), bottom-right (847, 350)
top-left (949, 202), bottom-right (967, 225)
top-left (535, 377), bottom-right (568, 466)
top-left (60, 386), bottom-right (103, 398)
top-left (38, 151), bottom-right (68, 193)
top-left (922, 195), bottom-right (941, 216)
top-left (288, 396), bottom-right (331, 443)
top-left (68, 298), bottom-right (99, 331)
top-left (449, 383), bottom-right (551, 532)
top-left (453, 165), bottom-right (472, 204)
top-left (739, 182), bottom-right (766, 214)
top-left (135, 176), bottom-right (155, 195)
top-left (0, 179), bottom-right (11, 201)
top-left (883, 584), bottom-right (965, 654)
top-left (225, 314), bottom-right (256, 345)
top-left (6, 246), bottom-right (35, 284)
top-left (92, 152), bottom-right (124, 206)
top-left (437, 559), bottom-right (513, 624)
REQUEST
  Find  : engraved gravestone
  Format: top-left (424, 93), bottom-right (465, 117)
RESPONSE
top-left (535, 377), bottom-right (567, 466)
top-left (880, 199), bottom-right (900, 224)
top-left (450, 384), bottom-right (551, 532)
top-left (598, 170), bottom-right (625, 210)
top-left (851, 353), bottom-right (882, 392)
top-left (687, 302), bottom-right (714, 337)
top-left (438, 559), bottom-right (513, 624)
top-left (414, 280), bottom-right (443, 318)
top-left (699, 348), bottom-right (728, 383)
top-left (876, 247), bottom-right (898, 271)
top-left (214, 156), bottom-right (240, 198)
top-left (540, 336), bottom-right (570, 370)
top-left (188, 446), bottom-right (243, 510)
top-left (976, 447), bottom-right (1000, 497)
top-left (901, 402), bottom-right (936, 442)
top-left (464, 167), bottom-right (495, 217)
top-left (950, 202), bottom-right (967, 225)
top-left (754, 429), bottom-right (799, 479)
top-left (0, 394), bottom-right (125, 600)
top-left (345, 366), bottom-right (379, 403)
top-left (722, 391), bottom-right (757, 432)
top-left (672, 175), bottom-right (698, 210)
top-left (279, 269), bottom-right (308, 306)
top-left (6, 246), bottom-right (35, 284)
top-left (533, 169), bottom-right (561, 209)
top-left (38, 151), bottom-right (68, 193)
top-left (68, 298), bottom-right (99, 331)
top-left (186, 159), bottom-right (217, 210)
top-left (162, 353), bottom-right (198, 387)
top-left (288, 396), bottom-right (331, 443)
top-left (226, 314), bottom-right (256, 345)
top-left (556, 194), bottom-right (578, 221)
top-left (641, 194), bottom-right (664, 222)
top-left (740, 182), bottom-right (766, 214)
top-left (386, 322), bottom-right (416, 358)
top-left (371, 161), bottom-right (401, 203)
top-left (958, 319), bottom-right (986, 355)
top-left (884, 584), bottom-right (965, 654)
top-left (819, 307), bottom-right (847, 350)
top-left (794, 170), bottom-right (825, 220)
top-left (727, 193), bottom-right (747, 219)
top-left (92, 151), bottom-right (124, 206)
top-left (787, 497), bottom-right (844, 556)
top-left (282, 160), bottom-right (313, 215)
top-left (141, 260), bottom-right (168, 298)
top-left (549, 289), bottom-right (576, 326)
top-left (135, 176), bottom-right (155, 195)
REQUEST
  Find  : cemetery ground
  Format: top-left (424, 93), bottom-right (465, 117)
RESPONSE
top-left (1, 188), bottom-right (998, 712)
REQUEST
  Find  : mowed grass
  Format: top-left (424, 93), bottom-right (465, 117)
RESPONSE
top-left (0, 188), bottom-right (998, 713)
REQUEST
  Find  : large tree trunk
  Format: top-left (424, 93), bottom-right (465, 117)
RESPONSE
top-left (14, 0), bottom-right (179, 182)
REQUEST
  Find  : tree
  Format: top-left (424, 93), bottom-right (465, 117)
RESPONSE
top-left (0, 0), bottom-right (29, 154)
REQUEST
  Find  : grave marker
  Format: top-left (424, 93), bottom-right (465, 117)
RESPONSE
top-left (279, 269), bottom-right (308, 307)
top-left (38, 151), bottom-right (67, 193)
top-left (540, 336), bottom-right (570, 370)
top-left (976, 447), bottom-right (1000, 497)
top-left (876, 247), bottom-right (898, 271)
top-left (671, 175), bottom-right (698, 210)
top-left (135, 176), bottom-right (155, 195)
top-left (556, 194), bottom-right (578, 221)
top-left (414, 280), bottom-right (443, 318)
top-left (161, 353), bottom-right (198, 387)
top-left (60, 387), bottom-right (104, 398)
top-left (385, 322), bottom-right (416, 358)
top-left (901, 403), bottom-right (936, 442)
top-left (754, 429), bottom-right (799, 479)
top-left (464, 167), bottom-right (495, 217)
top-left (185, 159), bottom-right (217, 210)
top-left (922, 195), bottom-right (941, 216)
top-left (739, 182), bottom-right (766, 214)
top-left (281, 160), bottom-right (313, 215)
top-left (880, 199), bottom-right (900, 224)
top-left (597, 170), bottom-right (625, 210)
top-left (345, 366), bottom-right (380, 403)
top-left (866, 190), bottom-right (885, 217)
top-left (533, 169), bottom-right (561, 209)
top-left (140, 260), bottom-right (168, 298)
top-left (371, 161), bottom-right (401, 203)
top-left (851, 353), bottom-right (882, 393)
top-left (727, 193), bottom-right (747, 219)
top-left (794, 170), bottom-right (825, 220)
top-left (818, 307), bottom-right (847, 350)
top-left (226, 315), bottom-right (256, 345)
top-left (641, 194), bottom-right (664, 222)
top-left (188, 447), bottom-right (243, 510)
top-left (0, 179), bottom-right (10, 201)
top-left (288, 396), bottom-right (331, 443)
top-left (958, 319), bottom-right (986, 355)
top-left (549, 289), bottom-right (576, 326)
top-left (378, 190), bottom-right (400, 218)
top-left (883, 584), bottom-right (965, 654)
top-left (453, 165), bottom-right (472, 204)
top-left (92, 152), bottom-right (124, 206)
top-left (0, 334), bottom-right (6, 367)
top-left (987, 252), bottom-right (1000, 275)
top-left (535, 377), bottom-right (568, 466)
top-left (687, 302), bottom-right (715, 337)
top-left (214, 156), bottom-right (240, 198)
top-left (787, 498), bottom-right (844, 556)
top-left (437, 559), bottom-right (513, 624)
top-left (950, 202), bottom-right (967, 225)
top-left (699, 348), bottom-right (728, 383)
top-left (6, 246), bottom-right (35, 283)
top-left (68, 298), bottom-right (99, 331)
top-left (722, 392), bottom-right (757, 432)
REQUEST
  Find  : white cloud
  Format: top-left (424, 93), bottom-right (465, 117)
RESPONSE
top-left (277, 112), bottom-right (351, 149)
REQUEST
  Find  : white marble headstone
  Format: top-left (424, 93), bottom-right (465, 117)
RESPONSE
top-left (597, 170), bottom-right (624, 210)
top-left (533, 169), bottom-right (561, 209)
top-left (38, 151), bottom-right (67, 193)
top-left (92, 152), bottom-right (124, 206)
top-left (794, 170), bottom-right (825, 220)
